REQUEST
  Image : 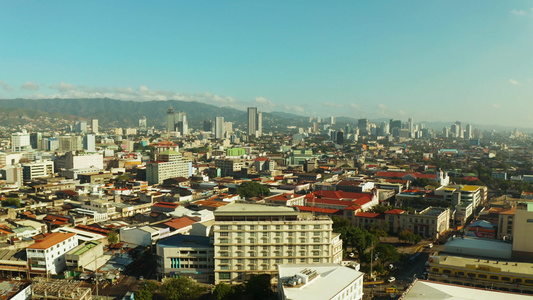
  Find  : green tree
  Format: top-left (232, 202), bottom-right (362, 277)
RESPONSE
top-left (213, 282), bottom-right (232, 300)
top-left (1, 198), bottom-right (21, 208)
top-left (115, 174), bottom-right (130, 182)
top-left (236, 181), bottom-right (270, 198)
top-left (244, 275), bottom-right (274, 299)
top-left (347, 227), bottom-right (378, 259)
top-left (160, 277), bottom-right (204, 300)
top-left (374, 243), bottom-right (400, 264)
top-left (107, 230), bottom-right (119, 244)
top-left (134, 288), bottom-right (152, 300)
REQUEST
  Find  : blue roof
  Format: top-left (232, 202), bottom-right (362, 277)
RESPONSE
top-left (157, 234), bottom-right (212, 248)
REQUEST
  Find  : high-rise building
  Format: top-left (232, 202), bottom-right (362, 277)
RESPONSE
top-left (247, 107), bottom-right (262, 137)
top-left (336, 131), bottom-right (344, 145)
top-left (91, 119), bottom-right (99, 134)
top-left (357, 118), bottom-right (369, 136)
top-left (203, 120), bottom-right (213, 132)
top-left (408, 117), bottom-right (414, 133)
top-left (330, 116), bottom-right (335, 125)
top-left (213, 203), bottom-right (343, 285)
top-left (465, 124), bottom-right (473, 140)
top-left (146, 150), bottom-right (191, 185)
top-left (167, 106), bottom-right (176, 132)
top-left (83, 134), bottom-right (96, 152)
top-left (30, 132), bottom-right (43, 150)
top-left (139, 116), bottom-right (147, 131)
top-left (215, 117), bottom-right (225, 139)
top-left (11, 131), bottom-right (31, 152)
top-left (177, 112), bottom-right (188, 136)
top-left (75, 121), bottom-right (88, 133)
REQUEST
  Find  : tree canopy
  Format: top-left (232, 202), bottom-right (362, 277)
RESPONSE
top-left (236, 181), bottom-right (270, 198)
top-left (1, 198), bottom-right (21, 208)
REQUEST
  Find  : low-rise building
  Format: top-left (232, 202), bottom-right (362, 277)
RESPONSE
top-left (157, 234), bottom-right (214, 284)
top-left (65, 241), bottom-right (103, 270)
top-left (27, 232), bottom-right (78, 275)
top-left (398, 207), bottom-right (450, 239)
top-left (277, 263), bottom-right (364, 300)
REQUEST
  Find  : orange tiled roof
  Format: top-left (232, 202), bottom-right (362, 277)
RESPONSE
top-left (27, 232), bottom-right (76, 249)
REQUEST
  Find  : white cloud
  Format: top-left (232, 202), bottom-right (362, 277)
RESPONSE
top-left (377, 104), bottom-right (387, 110)
top-left (509, 78), bottom-right (520, 85)
top-left (50, 81), bottom-right (77, 92)
top-left (21, 82), bottom-right (39, 91)
top-left (254, 97), bottom-right (276, 111)
top-left (0, 81), bottom-right (13, 91)
top-left (350, 103), bottom-right (361, 109)
top-left (510, 9), bottom-right (528, 15)
top-left (281, 104), bottom-right (305, 113)
top-left (322, 102), bottom-right (344, 108)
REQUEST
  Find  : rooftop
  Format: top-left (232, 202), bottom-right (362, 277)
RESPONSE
top-left (214, 203), bottom-right (299, 216)
top-left (158, 234), bottom-right (212, 248)
top-left (403, 280), bottom-right (531, 300)
top-left (27, 232), bottom-right (76, 250)
top-left (434, 255), bottom-right (533, 277)
top-left (278, 263), bottom-right (364, 300)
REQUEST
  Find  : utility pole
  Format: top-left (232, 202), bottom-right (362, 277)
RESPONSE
top-left (370, 240), bottom-right (373, 280)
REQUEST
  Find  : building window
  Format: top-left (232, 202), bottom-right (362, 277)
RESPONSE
top-left (220, 232), bottom-right (229, 237)
top-left (276, 225), bottom-right (281, 230)
top-left (501, 277), bottom-right (511, 282)
top-left (478, 274), bottom-right (487, 279)
top-left (220, 225), bottom-right (229, 230)
top-left (467, 273), bottom-right (475, 278)
top-left (263, 225), bottom-right (268, 230)
top-left (219, 273), bottom-right (230, 280)
top-left (314, 225), bottom-right (320, 229)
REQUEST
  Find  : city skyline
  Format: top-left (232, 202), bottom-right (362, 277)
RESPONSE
top-left (1, 2), bottom-right (532, 127)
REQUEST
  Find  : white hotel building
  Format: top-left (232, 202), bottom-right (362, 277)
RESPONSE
top-left (213, 203), bottom-right (343, 285)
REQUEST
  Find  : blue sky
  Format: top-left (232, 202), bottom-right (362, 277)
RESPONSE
top-left (1, 1), bottom-right (532, 127)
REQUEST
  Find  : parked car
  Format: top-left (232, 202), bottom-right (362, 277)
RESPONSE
top-left (387, 277), bottom-right (396, 283)
top-left (427, 243), bottom-right (434, 248)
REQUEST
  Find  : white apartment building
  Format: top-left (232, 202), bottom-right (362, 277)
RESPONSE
top-left (213, 203), bottom-right (343, 285)
top-left (21, 160), bottom-right (54, 181)
top-left (146, 150), bottom-right (191, 185)
top-left (27, 232), bottom-right (78, 275)
top-left (278, 264), bottom-right (364, 300)
top-left (54, 151), bottom-right (104, 172)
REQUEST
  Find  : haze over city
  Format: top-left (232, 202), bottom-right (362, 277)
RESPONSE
top-left (1, 1), bottom-right (532, 127)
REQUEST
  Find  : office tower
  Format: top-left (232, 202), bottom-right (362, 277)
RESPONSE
top-left (408, 117), bottom-right (414, 133)
top-left (465, 124), bottom-right (473, 140)
top-left (203, 120), bottom-right (213, 132)
top-left (75, 121), bottom-right (88, 133)
top-left (91, 119), bottom-right (99, 134)
top-left (30, 132), bottom-right (43, 150)
top-left (213, 203), bottom-right (343, 285)
top-left (177, 112), bottom-right (188, 135)
top-left (11, 131), bottom-right (31, 152)
top-left (83, 134), bottom-right (96, 152)
top-left (139, 116), bottom-right (147, 131)
top-left (215, 117), bottom-right (225, 139)
top-left (247, 107), bottom-right (262, 137)
top-left (330, 130), bottom-right (337, 142)
top-left (224, 122), bottom-right (233, 133)
top-left (357, 118), bottom-right (369, 136)
top-left (166, 106), bottom-right (176, 132)
top-left (454, 121), bottom-right (462, 138)
top-left (330, 116), bottom-right (335, 125)
top-left (336, 131), bottom-right (344, 145)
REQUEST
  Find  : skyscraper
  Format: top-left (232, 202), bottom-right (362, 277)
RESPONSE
top-left (177, 112), bottom-right (188, 136)
top-left (91, 119), bottom-right (99, 134)
top-left (166, 106), bottom-right (176, 132)
top-left (215, 116), bottom-right (225, 139)
top-left (139, 116), bottom-right (147, 131)
top-left (83, 134), bottom-right (96, 152)
top-left (247, 107), bottom-right (262, 137)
